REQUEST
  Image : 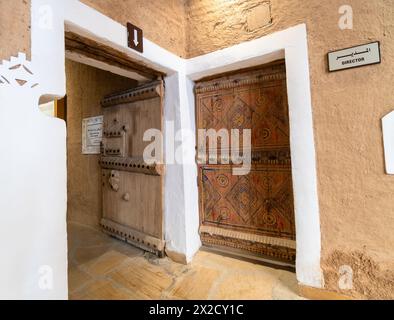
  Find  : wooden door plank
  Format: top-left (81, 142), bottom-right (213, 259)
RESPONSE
top-left (101, 81), bottom-right (165, 255)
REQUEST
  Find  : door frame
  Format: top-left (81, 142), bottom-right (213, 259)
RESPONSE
top-left (186, 26), bottom-right (322, 288)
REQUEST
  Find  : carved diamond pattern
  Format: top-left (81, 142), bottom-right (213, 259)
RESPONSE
top-left (226, 176), bottom-right (262, 223)
top-left (202, 173), bottom-right (221, 219)
top-left (201, 100), bottom-right (221, 129)
top-left (270, 176), bottom-right (294, 222)
top-left (227, 97), bottom-right (253, 129)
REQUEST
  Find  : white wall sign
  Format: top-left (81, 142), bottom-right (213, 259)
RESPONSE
top-left (328, 41), bottom-right (381, 72)
top-left (82, 115), bottom-right (103, 154)
top-left (382, 111), bottom-right (394, 175)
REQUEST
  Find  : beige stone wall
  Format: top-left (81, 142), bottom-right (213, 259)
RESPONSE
top-left (66, 59), bottom-right (137, 228)
top-left (0, 0), bottom-right (31, 61)
top-left (80, 0), bottom-right (187, 58)
top-left (0, 0), bottom-right (187, 60)
top-left (187, 0), bottom-right (394, 299)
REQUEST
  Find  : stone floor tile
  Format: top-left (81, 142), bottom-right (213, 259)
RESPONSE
top-left (109, 256), bottom-right (174, 299)
top-left (193, 250), bottom-right (283, 276)
top-left (72, 244), bottom-right (112, 265)
top-left (68, 223), bottom-right (116, 248)
top-left (167, 266), bottom-right (220, 300)
top-left (83, 250), bottom-right (130, 276)
top-left (68, 266), bottom-right (92, 293)
top-left (272, 271), bottom-right (305, 300)
top-left (210, 271), bottom-right (277, 300)
top-left (70, 279), bottom-right (140, 300)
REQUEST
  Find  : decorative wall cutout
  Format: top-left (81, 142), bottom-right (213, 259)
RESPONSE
top-left (0, 53), bottom-right (38, 89)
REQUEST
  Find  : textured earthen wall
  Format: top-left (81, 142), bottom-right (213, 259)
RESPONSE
top-left (0, 0), bottom-right (30, 61)
top-left (0, 0), bottom-right (187, 60)
top-left (80, 0), bottom-right (187, 58)
top-left (66, 59), bottom-right (137, 228)
top-left (187, 0), bottom-right (394, 299)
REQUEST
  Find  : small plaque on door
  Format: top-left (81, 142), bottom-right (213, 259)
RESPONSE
top-left (82, 116), bottom-right (103, 154)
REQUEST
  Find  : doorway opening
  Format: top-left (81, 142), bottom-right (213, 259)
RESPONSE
top-left (62, 32), bottom-right (301, 299)
top-left (63, 30), bottom-right (165, 231)
top-left (38, 98), bottom-right (67, 119)
top-left (63, 31), bottom-right (172, 298)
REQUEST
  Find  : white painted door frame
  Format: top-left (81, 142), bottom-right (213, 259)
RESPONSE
top-left (1, 0), bottom-right (323, 298)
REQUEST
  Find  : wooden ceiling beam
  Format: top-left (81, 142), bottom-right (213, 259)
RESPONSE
top-left (65, 32), bottom-right (164, 81)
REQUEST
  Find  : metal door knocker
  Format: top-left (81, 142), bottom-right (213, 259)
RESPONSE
top-left (109, 170), bottom-right (120, 192)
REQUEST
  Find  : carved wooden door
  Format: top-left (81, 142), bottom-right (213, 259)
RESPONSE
top-left (196, 62), bottom-right (296, 264)
top-left (100, 81), bottom-right (165, 256)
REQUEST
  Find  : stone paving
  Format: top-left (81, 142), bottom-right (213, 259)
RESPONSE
top-left (68, 222), bottom-right (304, 300)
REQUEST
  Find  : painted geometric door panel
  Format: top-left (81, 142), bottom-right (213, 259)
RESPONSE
top-left (198, 84), bottom-right (290, 152)
top-left (196, 61), bottom-right (296, 264)
top-left (201, 167), bottom-right (295, 239)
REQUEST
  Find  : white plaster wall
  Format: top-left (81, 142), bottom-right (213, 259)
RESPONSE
top-left (0, 86), bottom-right (67, 299)
top-left (0, 0), bottom-right (322, 299)
top-left (176, 73), bottom-right (201, 261)
top-left (32, 0), bottom-right (67, 100)
top-left (382, 111), bottom-right (394, 175)
top-left (0, 0), bottom-right (69, 299)
top-left (163, 72), bottom-right (201, 262)
top-left (163, 73), bottom-right (188, 257)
